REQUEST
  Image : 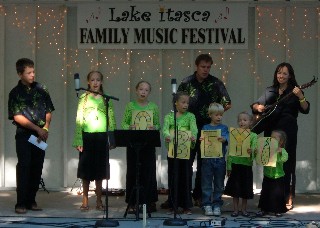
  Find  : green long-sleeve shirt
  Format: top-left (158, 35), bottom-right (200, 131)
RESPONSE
top-left (72, 93), bottom-right (116, 147)
top-left (263, 148), bottom-right (288, 179)
top-left (227, 132), bottom-right (258, 171)
top-left (121, 101), bottom-right (160, 130)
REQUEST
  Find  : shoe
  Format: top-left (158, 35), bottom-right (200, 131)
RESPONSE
top-left (275, 213), bottom-right (282, 217)
top-left (27, 204), bottom-right (43, 211)
top-left (166, 208), bottom-right (174, 215)
top-left (286, 204), bottom-right (294, 210)
top-left (80, 205), bottom-right (89, 211)
top-left (241, 211), bottom-right (250, 217)
top-left (194, 199), bottom-right (202, 207)
top-left (213, 207), bottom-right (221, 216)
top-left (231, 211), bottom-right (239, 217)
top-left (183, 208), bottom-right (192, 215)
top-left (96, 204), bottom-right (105, 211)
top-left (148, 202), bottom-right (157, 213)
top-left (127, 205), bottom-right (136, 214)
top-left (203, 205), bottom-right (214, 216)
top-left (256, 211), bottom-right (265, 217)
top-left (15, 207), bottom-right (27, 214)
top-left (160, 200), bottom-right (170, 209)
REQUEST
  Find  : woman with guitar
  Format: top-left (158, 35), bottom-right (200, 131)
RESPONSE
top-left (251, 62), bottom-right (312, 211)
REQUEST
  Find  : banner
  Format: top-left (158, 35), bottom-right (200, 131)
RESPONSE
top-left (77, 2), bottom-right (248, 49)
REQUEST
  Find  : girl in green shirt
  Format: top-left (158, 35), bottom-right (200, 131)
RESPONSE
top-left (121, 81), bottom-right (160, 213)
top-left (256, 130), bottom-right (288, 217)
top-left (73, 71), bottom-right (116, 211)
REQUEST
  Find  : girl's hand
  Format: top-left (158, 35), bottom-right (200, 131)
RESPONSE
top-left (190, 136), bottom-right (196, 142)
top-left (147, 125), bottom-right (155, 130)
top-left (76, 146), bottom-right (83, 152)
top-left (199, 137), bottom-right (204, 141)
top-left (165, 137), bottom-right (171, 143)
top-left (217, 137), bottom-right (226, 143)
top-left (129, 124), bottom-right (136, 130)
top-left (227, 170), bottom-right (231, 177)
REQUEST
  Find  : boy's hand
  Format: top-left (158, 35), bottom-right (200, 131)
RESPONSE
top-left (199, 136), bottom-right (204, 141)
top-left (76, 146), bottom-right (83, 152)
top-left (217, 136), bottom-right (226, 143)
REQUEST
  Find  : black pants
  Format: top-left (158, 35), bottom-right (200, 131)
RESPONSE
top-left (191, 139), bottom-right (202, 200)
top-left (15, 128), bottom-right (45, 208)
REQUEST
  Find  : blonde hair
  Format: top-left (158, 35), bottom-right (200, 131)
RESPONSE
top-left (208, 103), bottom-right (224, 115)
top-left (272, 129), bottom-right (287, 147)
top-left (237, 111), bottom-right (253, 121)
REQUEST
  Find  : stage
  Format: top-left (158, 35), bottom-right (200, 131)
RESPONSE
top-left (0, 190), bottom-right (319, 227)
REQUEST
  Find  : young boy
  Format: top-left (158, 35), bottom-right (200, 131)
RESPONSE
top-left (200, 103), bottom-right (229, 216)
top-left (8, 58), bottom-right (55, 214)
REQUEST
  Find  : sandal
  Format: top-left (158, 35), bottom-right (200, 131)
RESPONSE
top-left (96, 204), bottom-right (105, 211)
top-left (183, 208), bottom-right (192, 215)
top-left (241, 211), bottom-right (250, 217)
top-left (231, 211), bottom-right (239, 217)
top-left (255, 211), bottom-right (265, 217)
top-left (80, 205), bottom-right (89, 211)
top-left (286, 204), bottom-right (294, 210)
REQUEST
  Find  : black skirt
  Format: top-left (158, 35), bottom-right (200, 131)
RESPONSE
top-left (224, 163), bottom-right (254, 199)
top-left (77, 132), bottom-right (108, 181)
top-left (258, 176), bottom-right (288, 214)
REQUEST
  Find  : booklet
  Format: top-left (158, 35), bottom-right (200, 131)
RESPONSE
top-left (28, 135), bottom-right (48, 151)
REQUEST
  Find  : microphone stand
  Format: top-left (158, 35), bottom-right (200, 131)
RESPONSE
top-left (75, 88), bottom-right (119, 227)
top-left (163, 92), bottom-right (187, 226)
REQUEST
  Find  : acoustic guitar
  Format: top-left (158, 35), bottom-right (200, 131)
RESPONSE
top-left (251, 77), bottom-right (318, 134)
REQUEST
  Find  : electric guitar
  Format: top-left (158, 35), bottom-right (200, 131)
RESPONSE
top-left (251, 77), bottom-right (318, 134)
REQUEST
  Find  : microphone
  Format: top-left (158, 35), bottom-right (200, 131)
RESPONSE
top-left (74, 73), bottom-right (80, 97)
top-left (171, 78), bottom-right (177, 94)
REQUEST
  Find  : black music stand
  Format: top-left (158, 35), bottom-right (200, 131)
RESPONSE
top-left (114, 130), bottom-right (161, 221)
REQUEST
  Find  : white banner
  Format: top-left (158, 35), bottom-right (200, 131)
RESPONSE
top-left (77, 2), bottom-right (248, 49)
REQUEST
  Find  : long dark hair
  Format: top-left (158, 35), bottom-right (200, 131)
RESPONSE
top-left (272, 62), bottom-right (298, 88)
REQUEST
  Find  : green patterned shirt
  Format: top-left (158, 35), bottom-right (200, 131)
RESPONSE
top-left (72, 93), bottom-right (116, 147)
top-left (178, 73), bottom-right (231, 128)
top-left (263, 148), bottom-right (288, 179)
top-left (8, 80), bottom-right (55, 128)
top-left (162, 111), bottom-right (198, 149)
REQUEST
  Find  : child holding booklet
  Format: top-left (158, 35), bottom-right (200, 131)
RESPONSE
top-left (256, 130), bottom-right (288, 217)
top-left (200, 103), bottom-right (229, 216)
top-left (162, 91), bottom-right (198, 215)
top-left (224, 111), bottom-right (258, 217)
top-left (121, 81), bottom-right (160, 213)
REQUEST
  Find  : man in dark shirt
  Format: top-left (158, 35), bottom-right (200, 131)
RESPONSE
top-left (8, 58), bottom-right (55, 214)
top-left (178, 54), bottom-right (231, 207)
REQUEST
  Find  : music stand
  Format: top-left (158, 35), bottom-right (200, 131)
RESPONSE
top-left (114, 130), bottom-right (161, 221)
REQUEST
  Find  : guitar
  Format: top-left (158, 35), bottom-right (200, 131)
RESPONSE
top-left (251, 76), bottom-right (318, 134)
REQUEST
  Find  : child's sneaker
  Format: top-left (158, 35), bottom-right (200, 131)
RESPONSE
top-left (203, 205), bottom-right (214, 216)
top-left (213, 206), bottom-right (221, 216)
